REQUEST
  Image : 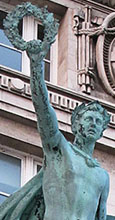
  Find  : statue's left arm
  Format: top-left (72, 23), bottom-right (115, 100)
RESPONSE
top-left (96, 172), bottom-right (109, 220)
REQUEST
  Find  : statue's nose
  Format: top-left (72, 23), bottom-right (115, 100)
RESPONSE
top-left (90, 119), bottom-right (96, 127)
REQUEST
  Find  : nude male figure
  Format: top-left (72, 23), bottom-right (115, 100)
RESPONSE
top-left (0, 3), bottom-right (110, 220)
top-left (27, 40), bottom-right (110, 220)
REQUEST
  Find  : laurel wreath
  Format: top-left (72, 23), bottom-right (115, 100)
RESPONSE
top-left (3, 2), bottom-right (59, 52)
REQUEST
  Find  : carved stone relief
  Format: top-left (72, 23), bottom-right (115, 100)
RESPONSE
top-left (0, 74), bottom-right (31, 96)
top-left (96, 12), bottom-right (115, 97)
top-left (73, 6), bottom-right (95, 94)
top-left (110, 39), bottom-right (115, 83)
top-left (73, 6), bottom-right (115, 97)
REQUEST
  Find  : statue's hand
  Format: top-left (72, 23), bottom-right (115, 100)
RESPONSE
top-left (26, 39), bottom-right (50, 63)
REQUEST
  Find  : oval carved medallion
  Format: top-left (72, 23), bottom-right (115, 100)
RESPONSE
top-left (96, 12), bottom-right (115, 97)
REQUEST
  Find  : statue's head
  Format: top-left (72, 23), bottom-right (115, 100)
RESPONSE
top-left (71, 101), bottom-right (110, 142)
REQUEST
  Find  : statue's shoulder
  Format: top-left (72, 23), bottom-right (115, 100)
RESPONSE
top-left (102, 168), bottom-right (109, 181)
top-left (97, 166), bottom-right (109, 187)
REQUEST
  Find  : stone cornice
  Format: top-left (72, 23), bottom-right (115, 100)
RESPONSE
top-left (72, 0), bottom-right (115, 14)
top-left (0, 67), bottom-right (115, 128)
top-left (0, 65), bottom-right (115, 112)
top-left (73, 0), bottom-right (115, 9)
top-left (91, 0), bottom-right (115, 8)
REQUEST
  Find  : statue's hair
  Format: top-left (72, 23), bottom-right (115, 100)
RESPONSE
top-left (71, 101), bottom-right (111, 135)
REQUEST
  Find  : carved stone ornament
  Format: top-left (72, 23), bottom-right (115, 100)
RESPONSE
top-left (73, 6), bottom-right (96, 95)
top-left (96, 12), bottom-right (115, 97)
top-left (3, 2), bottom-right (59, 53)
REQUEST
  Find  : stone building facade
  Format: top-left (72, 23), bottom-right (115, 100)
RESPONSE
top-left (0, 0), bottom-right (115, 218)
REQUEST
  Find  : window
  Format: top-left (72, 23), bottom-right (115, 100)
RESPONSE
top-left (33, 160), bottom-right (42, 176)
top-left (0, 6), bottom-right (58, 83)
top-left (0, 10), bottom-right (22, 71)
top-left (23, 16), bottom-right (58, 82)
top-left (0, 146), bottom-right (42, 204)
top-left (0, 153), bottom-right (21, 204)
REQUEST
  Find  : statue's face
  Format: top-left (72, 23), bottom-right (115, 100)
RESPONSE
top-left (78, 110), bottom-right (104, 141)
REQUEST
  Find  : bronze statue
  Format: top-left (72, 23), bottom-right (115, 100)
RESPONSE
top-left (0, 3), bottom-right (110, 220)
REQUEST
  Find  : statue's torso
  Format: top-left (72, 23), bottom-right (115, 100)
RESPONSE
top-left (43, 142), bottom-right (107, 220)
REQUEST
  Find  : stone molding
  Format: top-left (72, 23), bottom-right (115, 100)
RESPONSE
top-left (91, 0), bottom-right (115, 8)
top-left (0, 73), bottom-right (115, 127)
top-left (0, 74), bottom-right (31, 96)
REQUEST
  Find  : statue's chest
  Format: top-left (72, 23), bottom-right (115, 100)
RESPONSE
top-left (61, 150), bottom-right (104, 193)
top-left (62, 154), bottom-right (92, 183)
top-left (44, 147), bottom-right (104, 194)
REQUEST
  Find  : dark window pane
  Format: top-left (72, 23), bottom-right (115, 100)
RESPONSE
top-left (0, 153), bottom-right (21, 196)
top-left (37, 23), bottom-right (50, 81)
top-left (45, 49), bottom-right (50, 61)
top-left (0, 10), bottom-right (7, 29)
top-left (37, 165), bottom-right (41, 173)
top-left (43, 61), bottom-right (50, 81)
top-left (18, 19), bottom-right (23, 36)
top-left (37, 24), bottom-right (44, 41)
top-left (0, 45), bottom-right (22, 71)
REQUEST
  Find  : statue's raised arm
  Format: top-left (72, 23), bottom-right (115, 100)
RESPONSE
top-left (3, 2), bottom-right (63, 153)
top-left (27, 40), bottom-right (62, 152)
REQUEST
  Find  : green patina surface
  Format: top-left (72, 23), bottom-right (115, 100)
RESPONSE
top-left (107, 216), bottom-right (115, 220)
top-left (0, 2), bottom-right (114, 220)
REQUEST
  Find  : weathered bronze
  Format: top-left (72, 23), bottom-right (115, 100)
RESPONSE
top-left (0, 2), bottom-right (111, 220)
